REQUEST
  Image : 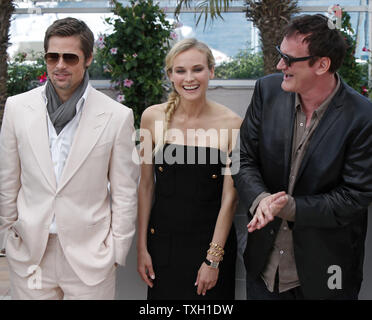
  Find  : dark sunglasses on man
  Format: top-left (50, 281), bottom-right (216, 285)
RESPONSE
top-left (44, 52), bottom-right (80, 66)
top-left (275, 45), bottom-right (314, 67)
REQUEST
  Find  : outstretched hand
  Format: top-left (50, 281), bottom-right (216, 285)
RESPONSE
top-left (247, 191), bottom-right (288, 232)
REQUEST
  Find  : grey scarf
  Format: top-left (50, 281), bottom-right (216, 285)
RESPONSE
top-left (46, 71), bottom-right (90, 135)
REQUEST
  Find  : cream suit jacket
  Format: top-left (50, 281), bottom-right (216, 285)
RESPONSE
top-left (0, 85), bottom-right (140, 286)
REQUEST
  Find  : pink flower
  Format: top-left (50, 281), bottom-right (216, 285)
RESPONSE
top-left (97, 36), bottom-right (104, 44)
top-left (361, 86), bottom-right (369, 96)
top-left (124, 79), bottom-right (134, 88)
top-left (132, 53), bottom-right (138, 58)
top-left (117, 94), bottom-right (125, 102)
top-left (170, 31), bottom-right (178, 40)
top-left (362, 47), bottom-right (371, 52)
top-left (38, 72), bottom-right (47, 83)
top-left (97, 35), bottom-right (105, 49)
top-left (110, 48), bottom-right (118, 55)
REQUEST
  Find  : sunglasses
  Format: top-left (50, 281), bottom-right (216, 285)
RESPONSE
top-left (44, 52), bottom-right (80, 66)
top-left (275, 46), bottom-right (314, 67)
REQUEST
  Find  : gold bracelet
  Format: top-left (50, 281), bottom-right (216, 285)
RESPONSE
top-left (207, 248), bottom-right (224, 256)
top-left (206, 252), bottom-right (223, 262)
top-left (207, 249), bottom-right (224, 258)
top-left (209, 242), bottom-right (224, 252)
top-left (209, 242), bottom-right (225, 254)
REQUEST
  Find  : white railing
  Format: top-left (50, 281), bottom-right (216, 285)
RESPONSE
top-left (10, 1), bottom-right (372, 86)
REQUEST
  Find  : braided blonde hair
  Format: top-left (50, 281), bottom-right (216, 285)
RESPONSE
top-left (153, 38), bottom-right (215, 154)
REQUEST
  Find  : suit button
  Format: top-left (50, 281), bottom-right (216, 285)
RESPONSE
top-left (270, 229), bottom-right (274, 235)
top-left (150, 228), bottom-right (155, 234)
top-left (158, 166), bottom-right (163, 172)
top-left (211, 174), bottom-right (218, 179)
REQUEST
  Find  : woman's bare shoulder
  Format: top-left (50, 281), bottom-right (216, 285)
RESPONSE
top-left (142, 103), bottom-right (167, 119)
top-left (141, 103), bottom-right (167, 127)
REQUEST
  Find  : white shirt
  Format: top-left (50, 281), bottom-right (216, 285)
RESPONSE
top-left (42, 84), bottom-right (90, 234)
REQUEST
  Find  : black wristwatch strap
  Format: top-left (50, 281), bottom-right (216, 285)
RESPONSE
top-left (204, 258), bottom-right (219, 269)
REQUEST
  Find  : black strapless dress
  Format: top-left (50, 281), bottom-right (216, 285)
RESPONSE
top-left (147, 143), bottom-right (237, 300)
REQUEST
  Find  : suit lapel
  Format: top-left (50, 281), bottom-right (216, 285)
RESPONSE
top-left (26, 90), bottom-right (57, 190)
top-left (280, 92), bottom-right (296, 191)
top-left (295, 89), bottom-right (344, 182)
top-left (57, 90), bottom-right (112, 192)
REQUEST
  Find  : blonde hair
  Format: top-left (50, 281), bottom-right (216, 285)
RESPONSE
top-left (154, 38), bottom-right (215, 154)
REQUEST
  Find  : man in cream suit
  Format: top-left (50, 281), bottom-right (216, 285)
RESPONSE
top-left (0, 18), bottom-right (139, 299)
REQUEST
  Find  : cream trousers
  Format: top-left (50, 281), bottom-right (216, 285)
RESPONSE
top-left (9, 234), bottom-right (116, 300)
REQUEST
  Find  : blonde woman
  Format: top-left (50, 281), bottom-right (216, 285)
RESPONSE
top-left (137, 38), bottom-right (242, 299)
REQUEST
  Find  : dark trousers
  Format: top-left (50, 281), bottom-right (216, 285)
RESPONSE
top-left (246, 272), bottom-right (304, 300)
top-left (246, 272), bottom-right (359, 300)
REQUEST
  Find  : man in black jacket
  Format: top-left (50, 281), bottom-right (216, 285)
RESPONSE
top-left (232, 14), bottom-right (372, 299)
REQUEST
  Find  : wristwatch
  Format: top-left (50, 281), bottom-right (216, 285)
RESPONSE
top-left (204, 258), bottom-right (219, 269)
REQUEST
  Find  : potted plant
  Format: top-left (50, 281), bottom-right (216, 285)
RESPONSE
top-left (97, 0), bottom-right (176, 127)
